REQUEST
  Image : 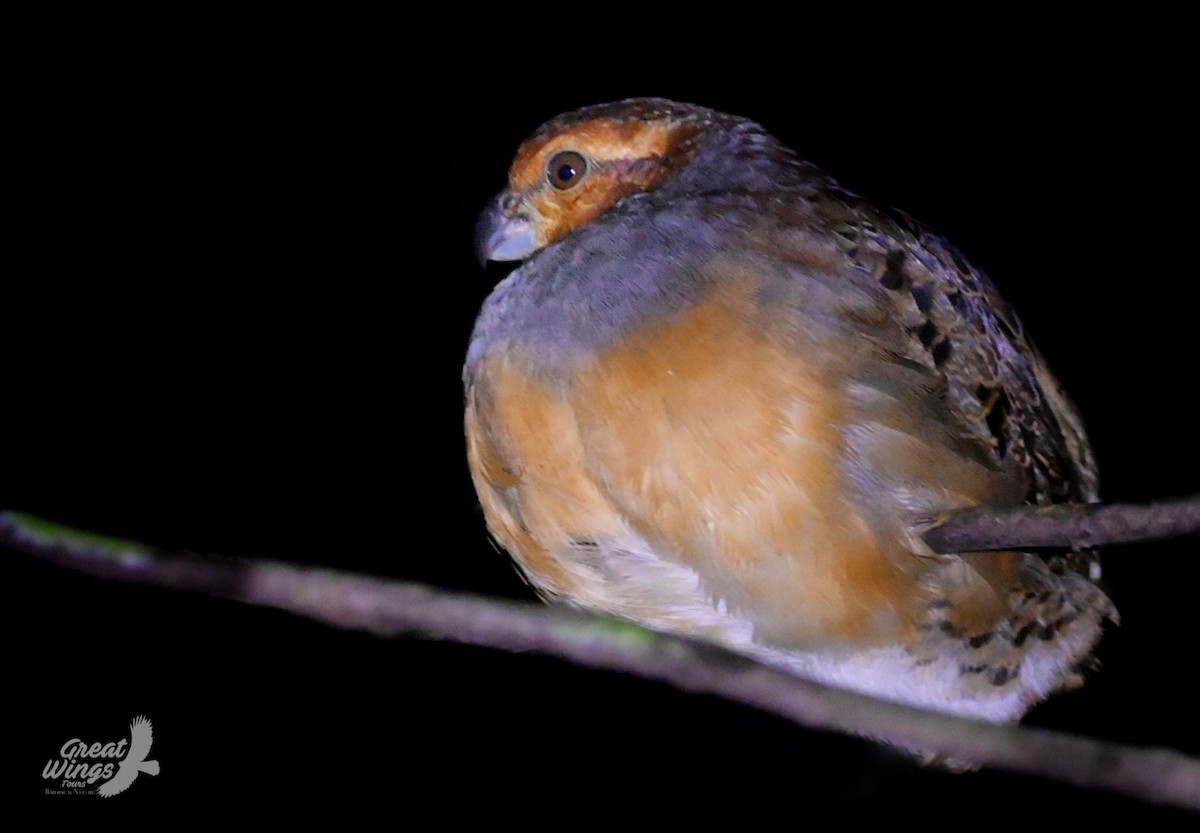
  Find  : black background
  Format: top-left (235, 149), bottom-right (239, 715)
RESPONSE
top-left (6, 20), bottom-right (1198, 821)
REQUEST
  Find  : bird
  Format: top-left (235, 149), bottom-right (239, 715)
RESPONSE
top-left (465, 98), bottom-right (1115, 726)
top-left (97, 715), bottom-right (159, 797)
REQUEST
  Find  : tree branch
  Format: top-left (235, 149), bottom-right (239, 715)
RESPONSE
top-left (923, 494), bottom-right (1200, 553)
top-left (3, 510), bottom-right (1197, 811)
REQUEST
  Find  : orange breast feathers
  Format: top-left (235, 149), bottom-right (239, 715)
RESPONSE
top-left (466, 275), bottom-right (943, 649)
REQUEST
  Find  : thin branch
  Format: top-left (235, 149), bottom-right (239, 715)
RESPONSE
top-left (923, 494), bottom-right (1200, 554)
top-left (3, 510), bottom-right (1197, 811)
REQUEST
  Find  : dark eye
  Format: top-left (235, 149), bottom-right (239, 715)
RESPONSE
top-left (547, 150), bottom-right (588, 190)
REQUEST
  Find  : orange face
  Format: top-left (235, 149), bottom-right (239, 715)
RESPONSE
top-left (475, 114), bottom-right (702, 262)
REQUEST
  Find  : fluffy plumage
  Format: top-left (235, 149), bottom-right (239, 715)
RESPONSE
top-left (466, 98), bottom-right (1114, 723)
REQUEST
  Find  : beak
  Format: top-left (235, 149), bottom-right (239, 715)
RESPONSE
top-left (474, 191), bottom-right (538, 266)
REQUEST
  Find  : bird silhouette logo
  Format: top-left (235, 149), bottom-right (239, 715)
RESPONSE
top-left (97, 716), bottom-right (159, 797)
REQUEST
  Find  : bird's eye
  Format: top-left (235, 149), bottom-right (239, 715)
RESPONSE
top-left (547, 150), bottom-right (588, 190)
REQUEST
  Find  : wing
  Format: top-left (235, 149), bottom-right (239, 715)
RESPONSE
top-left (783, 181), bottom-right (1102, 584)
top-left (805, 185), bottom-right (1097, 507)
top-left (126, 715), bottom-right (153, 762)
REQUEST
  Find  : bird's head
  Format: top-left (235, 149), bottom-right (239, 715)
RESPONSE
top-left (475, 98), bottom-right (783, 264)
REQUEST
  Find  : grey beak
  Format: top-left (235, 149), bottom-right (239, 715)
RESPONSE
top-left (474, 192), bottom-right (538, 265)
